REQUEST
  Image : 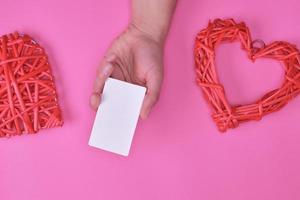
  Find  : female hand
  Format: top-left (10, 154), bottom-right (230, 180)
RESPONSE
top-left (90, 0), bottom-right (176, 119)
top-left (90, 24), bottom-right (163, 119)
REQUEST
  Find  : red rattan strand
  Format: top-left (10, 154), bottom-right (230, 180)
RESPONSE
top-left (0, 32), bottom-right (63, 137)
top-left (194, 19), bottom-right (300, 132)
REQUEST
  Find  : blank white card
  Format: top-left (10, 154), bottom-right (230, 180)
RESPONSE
top-left (89, 78), bottom-right (146, 156)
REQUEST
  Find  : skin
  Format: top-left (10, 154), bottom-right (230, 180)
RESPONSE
top-left (90, 0), bottom-right (177, 119)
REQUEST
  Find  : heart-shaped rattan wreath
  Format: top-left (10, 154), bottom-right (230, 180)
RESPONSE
top-left (0, 32), bottom-right (62, 137)
top-left (194, 19), bottom-right (300, 132)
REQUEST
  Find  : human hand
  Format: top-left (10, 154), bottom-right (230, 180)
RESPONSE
top-left (90, 24), bottom-right (164, 119)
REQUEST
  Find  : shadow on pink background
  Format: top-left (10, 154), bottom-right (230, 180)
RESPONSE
top-left (1, 0), bottom-right (300, 199)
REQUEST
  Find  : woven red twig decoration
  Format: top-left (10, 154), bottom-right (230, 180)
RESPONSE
top-left (194, 19), bottom-right (300, 132)
top-left (0, 32), bottom-right (63, 137)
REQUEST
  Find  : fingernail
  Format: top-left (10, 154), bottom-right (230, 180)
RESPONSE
top-left (90, 93), bottom-right (101, 110)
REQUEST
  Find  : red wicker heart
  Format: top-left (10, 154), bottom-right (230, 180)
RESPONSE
top-left (194, 19), bottom-right (300, 132)
top-left (0, 32), bottom-right (63, 137)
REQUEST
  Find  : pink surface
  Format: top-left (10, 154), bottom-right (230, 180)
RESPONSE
top-left (1, 0), bottom-right (300, 199)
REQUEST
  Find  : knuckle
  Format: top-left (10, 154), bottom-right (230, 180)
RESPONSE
top-left (97, 71), bottom-right (106, 80)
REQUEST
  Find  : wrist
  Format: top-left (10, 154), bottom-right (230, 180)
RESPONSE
top-left (129, 19), bottom-right (168, 44)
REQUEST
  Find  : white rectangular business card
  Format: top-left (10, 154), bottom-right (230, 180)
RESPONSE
top-left (89, 78), bottom-right (146, 156)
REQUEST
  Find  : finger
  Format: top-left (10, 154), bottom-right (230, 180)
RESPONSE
top-left (90, 92), bottom-right (101, 110)
top-left (90, 54), bottom-right (115, 110)
top-left (94, 54), bottom-right (116, 93)
top-left (90, 62), bottom-right (114, 110)
top-left (140, 73), bottom-right (162, 119)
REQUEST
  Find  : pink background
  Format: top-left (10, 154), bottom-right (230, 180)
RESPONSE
top-left (1, 0), bottom-right (300, 199)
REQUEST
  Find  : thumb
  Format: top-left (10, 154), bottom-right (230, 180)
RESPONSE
top-left (140, 73), bottom-right (162, 119)
top-left (90, 54), bottom-right (116, 110)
